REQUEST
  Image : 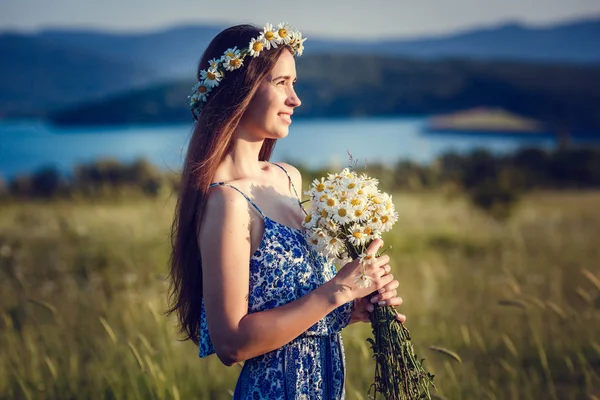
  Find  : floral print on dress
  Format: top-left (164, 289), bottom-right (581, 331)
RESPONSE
top-left (200, 173), bottom-right (353, 399)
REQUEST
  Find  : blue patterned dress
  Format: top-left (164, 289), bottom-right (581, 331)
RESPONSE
top-left (199, 163), bottom-right (353, 399)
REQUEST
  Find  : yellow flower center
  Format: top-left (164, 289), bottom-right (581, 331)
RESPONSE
top-left (319, 194), bottom-right (328, 202)
top-left (381, 216), bottom-right (389, 224)
top-left (351, 198), bottom-right (361, 206)
top-left (352, 231), bottom-right (362, 239)
top-left (347, 183), bottom-right (356, 189)
top-left (372, 217), bottom-right (379, 223)
top-left (252, 41), bottom-right (263, 52)
top-left (338, 209), bottom-right (347, 217)
top-left (278, 28), bottom-right (287, 38)
top-left (311, 239), bottom-right (319, 245)
top-left (327, 199), bottom-right (335, 207)
top-left (329, 238), bottom-right (338, 245)
top-left (358, 189), bottom-right (364, 195)
top-left (340, 196), bottom-right (347, 202)
top-left (304, 214), bottom-right (312, 223)
top-left (225, 51), bottom-right (235, 58)
top-left (354, 210), bottom-right (363, 218)
top-left (229, 58), bottom-right (241, 68)
top-left (372, 197), bottom-right (382, 204)
top-left (197, 86), bottom-right (208, 93)
top-left (206, 71), bottom-right (216, 80)
top-left (364, 227), bottom-right (372, 235)
top-left (265, 31), bottom-right (274, 41)
top-left (316, 183), bottom-right (325, 192)
top-left (321, 210), bottom-right (328, 218)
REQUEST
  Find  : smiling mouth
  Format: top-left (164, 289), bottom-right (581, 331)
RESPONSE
top-left (279, 113), bottom-right (292, 124)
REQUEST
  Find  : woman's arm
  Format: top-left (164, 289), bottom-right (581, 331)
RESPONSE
top-left (199, 185), bottom-right (393, 366)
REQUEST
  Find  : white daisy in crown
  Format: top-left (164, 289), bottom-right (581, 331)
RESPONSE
top-left (258, 23), bottom-right (278, 50)
top-left (192, 82), bottom-right (211, 102)
top-left (248, 38), bottom-right (265, 57)
top-left (289, 31), bottom-right (306, 56)
top-left (275, 22), bottom-right (293, 45)
top-left (200, 68), bottom-right (222, 88)
top-left (189, 22), bottom-right (305, 116)
top-left (208, 58), bottom-right (220, 69)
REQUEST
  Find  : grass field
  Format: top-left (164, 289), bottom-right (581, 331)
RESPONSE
top-left (1, 190), bottom-right (599, 399)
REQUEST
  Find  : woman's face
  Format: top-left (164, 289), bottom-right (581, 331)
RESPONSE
top-left (238, 50), bottom-right (301, 140)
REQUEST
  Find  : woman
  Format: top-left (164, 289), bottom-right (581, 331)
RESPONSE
top-left (168, 23), bottom-right (406, 399)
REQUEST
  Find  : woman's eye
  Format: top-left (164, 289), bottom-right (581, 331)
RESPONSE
top-left (277, 80), bottom-right (286, 85)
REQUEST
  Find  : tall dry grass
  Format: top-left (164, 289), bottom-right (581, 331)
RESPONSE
top-left (0, 191), bottom-right (598, 399)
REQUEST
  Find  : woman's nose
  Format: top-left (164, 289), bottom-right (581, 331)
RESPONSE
top-left (287, 88), bottom-right (301, 108)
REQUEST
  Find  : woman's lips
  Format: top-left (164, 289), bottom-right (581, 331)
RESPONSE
top-left (279, 113), bottom-right (292, 124)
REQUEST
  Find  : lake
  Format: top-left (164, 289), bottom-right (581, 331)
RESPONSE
top-left (1, 117), bottom-right (597, 179)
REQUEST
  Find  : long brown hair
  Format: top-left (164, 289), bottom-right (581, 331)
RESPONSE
top-left (168, 24), bottom-right (289, 344)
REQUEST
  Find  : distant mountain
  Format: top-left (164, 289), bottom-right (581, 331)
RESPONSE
top-left (2, 16), bottom-right (600, 117)
top-left (49, 55), bottom-right (600, 132)
top-left (38, 24), bottom-right (225, 78)
top-left (8, 17), bottom-right (600, 80)
top-left (0, 34), bottom-right (156, 116)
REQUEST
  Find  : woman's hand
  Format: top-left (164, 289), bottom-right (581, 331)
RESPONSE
top-left (333, 239), bottom-right (394, 301)
top-left (349, 278), bottom-right (407, 324)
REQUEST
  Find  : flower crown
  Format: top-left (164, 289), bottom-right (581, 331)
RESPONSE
top-left (188, 22), bottom-right (306, 118)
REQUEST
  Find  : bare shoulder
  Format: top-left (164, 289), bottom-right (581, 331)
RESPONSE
top-left (200, 185), bottom-right (252, 241)
top-left (272, 162), bottom-right (303, 193)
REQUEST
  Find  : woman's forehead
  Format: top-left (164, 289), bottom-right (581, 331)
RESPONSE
top-left (268, 51), bottom-right (297, 78)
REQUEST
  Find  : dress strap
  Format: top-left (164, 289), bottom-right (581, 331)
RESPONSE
top-left (208, 182), bottom-right (265, 218)
top-left (270, 162), bottom-right (302, 202)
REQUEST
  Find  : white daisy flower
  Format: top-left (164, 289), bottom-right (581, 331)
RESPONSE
top-left (341, 177), bottom-right (361, 194)
top-left (192, 82), bottom-right (211, 102)
top-left (318, 218), bottom-right (340, 234)
top-left (324, 236), bottom-right (344, 258)
top-left (289, 31), bottom-right (306, 56)
top-left (221, 47), bottom-right (244, 71)
top-left (275, 22), bottom-right (293, 45)
top-left (368, 215), bottom-right (383, 231)
top-left (311, 177), bottom-right (328, 194)
top-left (332, 203), bottom-right (352, 225)
top-left (258, 23), bottom-right (278, 50)
top-left (310, 228), bottom-right (330, 253)
top-left (347, 223), bottom-right (368, 246)
top-left (207, 58), bottom-right (220, 70)
top-left (302, 213), bottom-right (318, 230)
top-left (322, 196), bottom-right (338, 214)
top-left (223, 55), bottom-right (243, 71)
top-left (248, 38), bottom-right (266, 57)
top-left (380, 211), bottom-right (398, 232)
top-left (355, 273), bottom-right (373, 289)
top-left (358, 252), bottom-right (376, 265)
top-left (222, 46), bottom-right (240, 60)
top-left (200, 68), bottom-right (222, 88)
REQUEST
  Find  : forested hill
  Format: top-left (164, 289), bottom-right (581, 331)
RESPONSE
top-left (50, 55), bottom-right (600, 133)
top-left (1, 17), bottom-right (599, 117)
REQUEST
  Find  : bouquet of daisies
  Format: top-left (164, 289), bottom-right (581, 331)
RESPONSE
top-left (302, 166), bottom-right (435, 400)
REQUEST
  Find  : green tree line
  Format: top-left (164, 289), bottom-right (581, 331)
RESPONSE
top-left (2, 147), bottom-right (600, 219)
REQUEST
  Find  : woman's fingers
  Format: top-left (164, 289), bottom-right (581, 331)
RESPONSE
top-left (396, 313), bottom-right (407, 323)
top-left (379, 279), bottom-right (399, 293)
top-left (370, 291), bottom-right (402, 306)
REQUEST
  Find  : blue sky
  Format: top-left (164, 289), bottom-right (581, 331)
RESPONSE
top-left (2, 0), bottom-right (600, 39)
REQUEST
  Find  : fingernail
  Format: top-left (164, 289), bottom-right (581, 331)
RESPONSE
top-left (379, 288), bottom-right (385, 294)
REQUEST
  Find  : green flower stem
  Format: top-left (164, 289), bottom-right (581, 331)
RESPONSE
top-left (346, 242), bottom-right (435, 400)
